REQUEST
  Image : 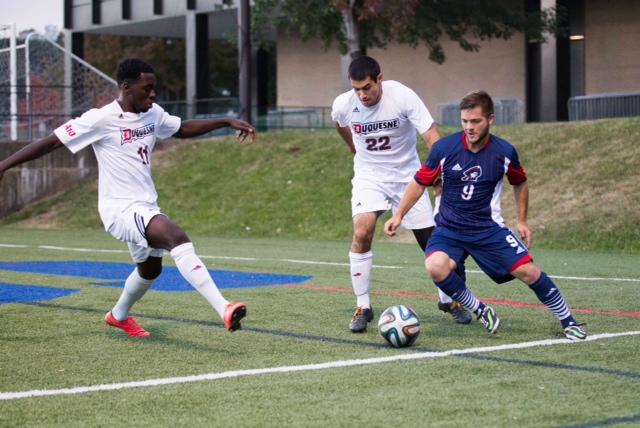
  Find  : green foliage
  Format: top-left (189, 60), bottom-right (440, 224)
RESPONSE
top-left (252, 0), bottom-right (564, 63)
top-left (82, 33), bottom-right (241, 101)
top-left (2, 118), bottom-right (639, 252)
top-left (83, 34), bottom-right (188, 100)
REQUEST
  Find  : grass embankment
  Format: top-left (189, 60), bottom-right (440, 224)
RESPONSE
top-left (2, 118), bottom-right (639, 251)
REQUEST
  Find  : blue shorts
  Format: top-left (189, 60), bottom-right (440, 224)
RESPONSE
top-left (425, 226), bottom-right (533, 284)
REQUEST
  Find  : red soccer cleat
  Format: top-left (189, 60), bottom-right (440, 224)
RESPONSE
top-left (104, 311), bottom-right (151, 337)
top-left (223, 302), bottom-right (246, 332)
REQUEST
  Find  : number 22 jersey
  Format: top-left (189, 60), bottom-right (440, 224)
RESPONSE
top-left (331, 80), bottom-right (435, 182)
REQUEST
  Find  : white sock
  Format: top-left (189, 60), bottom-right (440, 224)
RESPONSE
top-left (349, 251), bottom-right (373, 308)
top-left (111, 269), bottom-right (154, 321)
top-left (438, 288), bottom-right (453, 304)
top-left (171, 242), bottom-right (229, 318)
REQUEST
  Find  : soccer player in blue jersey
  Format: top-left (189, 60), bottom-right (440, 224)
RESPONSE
top-left (384, 90), bottom-right (587, 340)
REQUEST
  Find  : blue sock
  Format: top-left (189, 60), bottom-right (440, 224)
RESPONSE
top-left (529, 272), bottom-right (576, 328)
top-left (435, 271), bottom-right (483, 314)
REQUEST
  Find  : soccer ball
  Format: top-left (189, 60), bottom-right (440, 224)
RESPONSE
top-left (378, 305), bottom-right (421, 348)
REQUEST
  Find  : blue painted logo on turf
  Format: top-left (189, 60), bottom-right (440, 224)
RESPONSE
top-left (0, 283), bottom-right (80, 304)
top-left (0, 261), bottom-right (312, 304)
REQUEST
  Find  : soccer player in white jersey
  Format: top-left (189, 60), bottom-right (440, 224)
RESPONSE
top-left (331, 55), bottom-right (472, 332)
top-left (0, 58), bottom-right (256, 337)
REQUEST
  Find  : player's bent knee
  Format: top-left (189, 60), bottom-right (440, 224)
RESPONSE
top-left (512, 262), bottom-right (540, 285)
top-left (138, 257), bottom-right (163, 280)
top-left (352, 230), bottom-right (374, 252)
top-left (425, 252), bottom-right (452, 280)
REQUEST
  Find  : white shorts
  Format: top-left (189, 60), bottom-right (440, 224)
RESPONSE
top-left (351, 177), bottom-right (435, 230)
top-left (107, 203), bottom-right (166, 263)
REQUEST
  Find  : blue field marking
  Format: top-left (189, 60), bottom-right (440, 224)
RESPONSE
top-left (0, 261), bottom-right (312, 291)
top-left (0, 283), bottom-right (79, 304)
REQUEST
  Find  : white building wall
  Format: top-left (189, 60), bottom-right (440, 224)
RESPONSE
top-left (277, 34), bottom-right (526, 123)
top-left (585, 0), bottom-right (640, 94)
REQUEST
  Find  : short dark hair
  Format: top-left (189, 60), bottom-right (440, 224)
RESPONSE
top-left (348, 55), bottom-right (381, 82)
top-left (116, 58), bottom-right (155, 85)
top-left (459, 90), bottom-right (494, 117)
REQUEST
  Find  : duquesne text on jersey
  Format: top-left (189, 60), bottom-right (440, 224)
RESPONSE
top-left (352, 118), bottom-right (399, 135)
top-left (121, 123), bottom-right (155, 145)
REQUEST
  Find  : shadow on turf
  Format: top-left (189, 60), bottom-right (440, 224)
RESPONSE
top-left (559, 414), bottom-right (640, 428)
top-left (20, 302), bottom-right (640, 381)
top-left (24, 302), bottom-right (416, 351)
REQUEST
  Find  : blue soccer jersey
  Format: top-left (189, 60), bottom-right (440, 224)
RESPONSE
top-left (415, 131), bottom-right (527, 232)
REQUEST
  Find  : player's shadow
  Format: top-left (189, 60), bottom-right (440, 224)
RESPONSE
top-left (25, 302), bottom-right (439, 352)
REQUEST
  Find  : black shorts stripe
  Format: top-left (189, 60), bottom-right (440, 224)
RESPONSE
top-left (134, 213), bottom-right (147, 238)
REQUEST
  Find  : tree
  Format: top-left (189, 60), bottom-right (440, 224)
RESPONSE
top-left (252, 0), bottom-right (564, 63)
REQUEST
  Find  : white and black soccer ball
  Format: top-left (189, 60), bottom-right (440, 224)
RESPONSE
top-left (378, 305), bottom-right (421, 348)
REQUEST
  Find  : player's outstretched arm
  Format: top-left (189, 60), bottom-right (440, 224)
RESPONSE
top-left (421, 123), bottom-right (441, 150)
top-left (0, 134), bottom-right (64, 183)
top-left (513, 181), bottom-right (532, 248)
top-left (174, 118), bottom-right (256, 143)
top-left (384, 180), bottom-right (426, 237)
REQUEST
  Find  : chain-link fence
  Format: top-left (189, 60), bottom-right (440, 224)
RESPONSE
top-left (0, 26), bottom-right (117, 141)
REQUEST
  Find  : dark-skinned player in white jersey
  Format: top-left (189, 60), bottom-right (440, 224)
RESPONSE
top-left (0, 58), bottom-right (256, 337)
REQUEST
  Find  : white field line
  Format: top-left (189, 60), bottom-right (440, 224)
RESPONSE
top-left (38, 245), bottom-right (128, 254)
top-left (0, 243), bottom-right (637, 280)
top-left (1, 330), bottom-right (639, 401)
top-left (31, 244), bottom-right (400, 269)
top-left (279, 258), bottom-right (401, 269)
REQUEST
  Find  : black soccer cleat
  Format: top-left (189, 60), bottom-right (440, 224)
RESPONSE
top-left (438, 300), bottom-right (472, 324)
top-left (349, 306), bottom-right (374, 333)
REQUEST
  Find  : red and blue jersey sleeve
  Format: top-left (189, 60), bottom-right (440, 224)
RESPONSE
top-left (414, 138), bottom-right (445, 186)
top-left (505, 147), bottom-right (527, 185)
top-left (414, 163), bottom-right (441, 186)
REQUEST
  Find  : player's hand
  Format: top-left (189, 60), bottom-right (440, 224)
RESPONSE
top-left (229, 119), bottom-right (256, 144)
top-left (517, 222), bottom-right (532, 248)
top-left (384, 216), bottom-right (402, 237)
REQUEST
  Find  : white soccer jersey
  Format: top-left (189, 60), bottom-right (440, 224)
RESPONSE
top-left (54, 100), bottom-right (181, 230)
top-left (331, 80), bottom-right (434, 182)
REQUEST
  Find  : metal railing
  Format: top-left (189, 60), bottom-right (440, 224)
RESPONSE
top-left (438, 99), bottom-right (525, 126)
top-left (568, 92), bottom-right (640, 121)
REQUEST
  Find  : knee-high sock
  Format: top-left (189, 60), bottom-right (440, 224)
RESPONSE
top-left (529, 272), bottom-right (577, 328)
top-left (437, 263), bottom-right (467, 304)
top-left (111, 269), bottom-right (154, 320)
top-left (435, 271), bottom-right (483, 314)
top-left (349, 251), bottom-right (373, 308)
top-left (171, 242), bottom-right (228, 318)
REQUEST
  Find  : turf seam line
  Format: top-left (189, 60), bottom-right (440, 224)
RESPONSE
top-left (1, 330), bottom-right (638, 401)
